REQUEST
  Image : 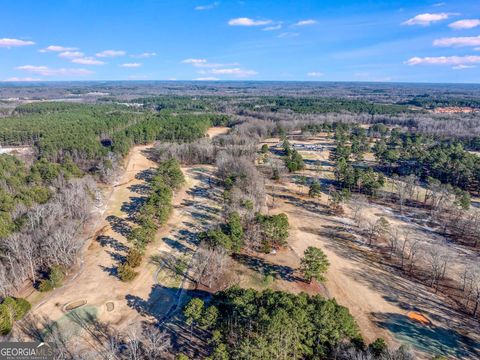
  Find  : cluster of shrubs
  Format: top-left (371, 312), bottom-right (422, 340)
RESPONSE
top-left (38, 265), bottom-right (65, 292)
top-left (119, 159), bottom-right (185, 282)
top-left (0, 297), bottom-right (31, 335)
top-left (199, 212), bottom-right (244, 252)
top-left (200, 211), bottom-right (289, 254)
top-left (282, 140), bottom-right (305, 172)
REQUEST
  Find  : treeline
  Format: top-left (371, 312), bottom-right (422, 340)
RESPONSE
top-left (0, 296), bottom-right (31, 335)
top-left (241, 104), bottom-right (480, 143)
top-left (182, 287), bottom-right (414, 360)
top-left (0, 175), bottom-right (96, 296)
top-left (402, 96), bottom-right (480, 109)
top-left (332, 124), bottom-right (386, 198)
top-left (14, 101), bottom-right (99, 114)
top-left (132, 95), bottom-right (212, 112)
top-left (111, 113), bottom-right (214, 156)
top-left (0, 154), bottom-right (83, 239)
top-left (295, 120), bottom-right (480, 195)
top-left (118, 159), bottom-right (185, 281)
top-left (373, 128), bottom-right (480, 193)
top-left (0, 102), bottom-right (220, 175)
top-left (239, 96), bottom-right (410, 114)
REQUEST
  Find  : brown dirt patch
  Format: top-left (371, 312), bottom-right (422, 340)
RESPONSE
top-left (207, 126), bottom-right (229, 138)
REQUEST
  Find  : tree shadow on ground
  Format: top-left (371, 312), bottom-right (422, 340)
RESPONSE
top-left (96, 234), bottom-right (129, 252)
top-left (126, 285), bottom-right (211, 323)
top-left (135, 168), bottom-right (156, 181)
top-left (276, 193), bottom-right (331, 216)
top-left (106, 250), bottom-right (126, 263)
top-left (126, 285), bottom-right (213, 359)
top-left (106, 215), bottom-right (132, 238)
top-left (303, 158), bottom-right (331, 168)
top-left (372, 312), bottom-right (478, 359)
top-left (178, 229), bottom-right (199, 246)
top-left (99, 264), bottom-right (119, 279)
top-left (185, 211), bottom-right (214, 227)
top-left (347, 265), bottom-right (480, 358)
top-left (121, 195), bottom-right (147, 217)
top-left (128, 183), bottom-right (151, 195)
top-left (19, 309), bottom-right (122, 356)
top-left (162, 237), bottom-right (194, 255)
top-left (232, 253), bottom-right (303, 282)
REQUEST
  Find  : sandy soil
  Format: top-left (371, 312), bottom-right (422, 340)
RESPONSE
top-left (30, 144), bottom-right (162, 328)
top-left (207, 126), bottom-right (229, 138)
top-left (267, 181), bottom-right (398, 345)
top-left (28, 128), bottom-right (228, 335)
top-left (263, 134), bottom-right (480, 359)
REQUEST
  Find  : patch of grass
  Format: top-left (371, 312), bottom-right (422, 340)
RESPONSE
top-left (44, 306), bottom-right (98, 340)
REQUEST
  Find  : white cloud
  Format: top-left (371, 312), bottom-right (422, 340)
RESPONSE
top-left (120, 63), bottom-right (142, 68)
top-left (58, 51), bottom-right (84, 59)
top-left (183, 59), bottom-right (255, 77)
top-left (263, 24), bottom-right (282, 31)
top-left (449, 19), bottom-right (480, 29)
top-left (228, 17), bottom-right (272, 26)
top-left (182, 58), bottom-right (238, 68)
top-left (182, 58), bottom-right (207, 65)
top-left (402, 13), bottom-right (453, 26)
top-left (406, 55), bottom-right (480, 66)
top-left (96, 50), bottom-right (126, 58)
top-left (294, 19), bottom-right (317, 27)
top-left (307, 72), bottom-right (324, 77)
top-left (195, 77), bottom-right (220, 80)
top-left (195, 62), bottom-right (239, 69)
top-left (16, 65), bottom-right (93, 76)
top-left (71, 57), bottom-right (105, 65)
top-left (452, 64), bottom-right (476, 70)
top-left (278, 32), bottom-right (299, 38)
top-left (4, 77), bottom-right (41, 82)
top-left (209, 68), bottom-right (257, 77)
top-left (195, 2), bottom-right (219, 10)
top-left (433, 36), bottom-right (480, 47)
top-left (0, 38), bottom-right (35, 48)
top-left (39, 45), bottom-right (77, 52)
top-left (130, 52), bottom-right (157, 58)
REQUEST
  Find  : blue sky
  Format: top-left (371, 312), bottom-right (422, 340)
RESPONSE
top-left (1, 0), bottom-right (479, 83)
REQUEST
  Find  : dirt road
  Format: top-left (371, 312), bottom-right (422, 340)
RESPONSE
top-left (29, 127), bottom-right (229, 335)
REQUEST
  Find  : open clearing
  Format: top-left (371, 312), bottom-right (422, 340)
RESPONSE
top-left (28, 127), bottom-right (229, 337)
top-left (22, 126), bottom-right (480, 358)
top-left (263, 133), bottom-right (480, 359)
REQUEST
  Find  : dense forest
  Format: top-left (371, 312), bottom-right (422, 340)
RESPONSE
top-left (237, 96), bottom-right (411, 114)
top-left (0, 101), bottom-right (218, 296)
top-left (185, 287), bottom-right (361, 359)
top-left (0, 102), bottom-right (222, 172)
top-left (402, 96), bottom-right (480, 109)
